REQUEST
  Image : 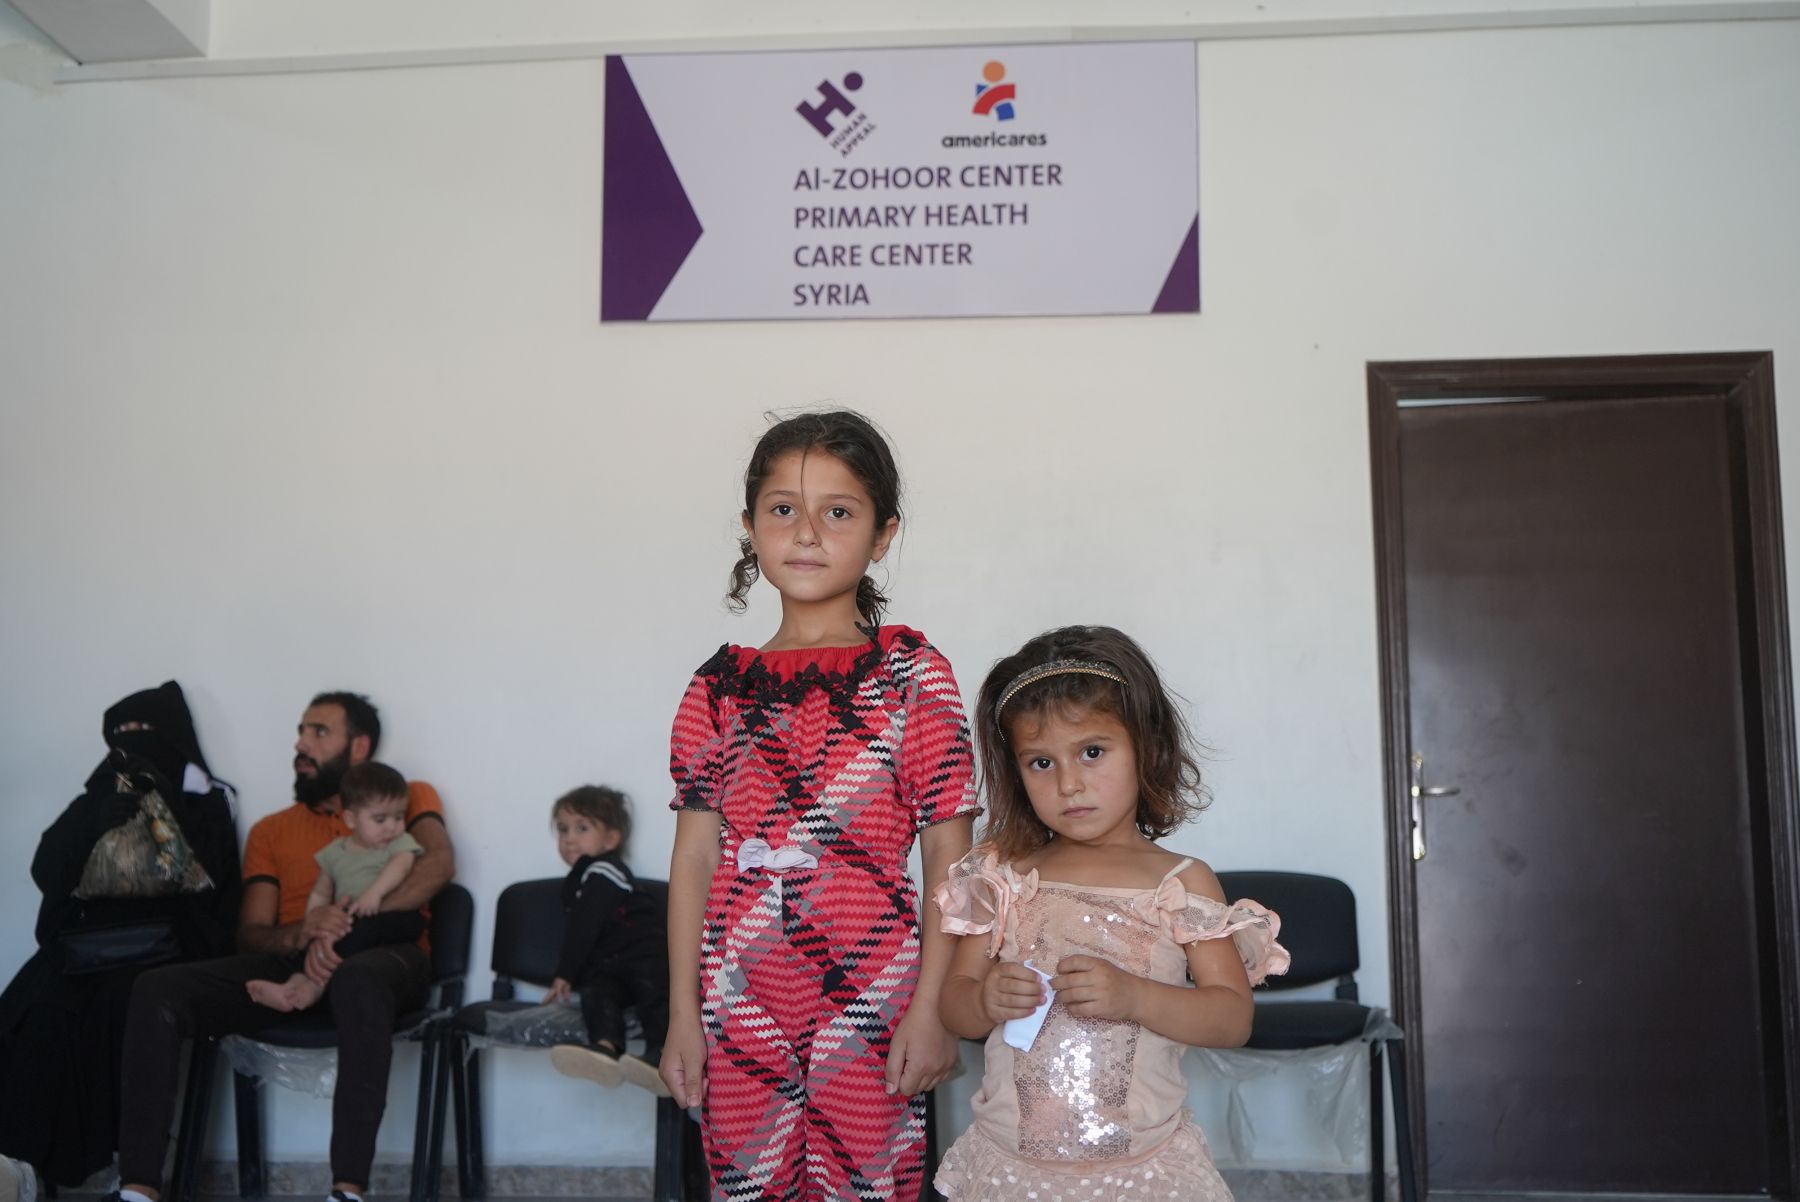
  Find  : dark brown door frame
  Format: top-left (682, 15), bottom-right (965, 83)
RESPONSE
top-left (1368, 352), bottom-right (1799, 1196)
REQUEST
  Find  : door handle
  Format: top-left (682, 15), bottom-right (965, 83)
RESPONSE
top-left (1409, 752), bottom-right (1462, 861)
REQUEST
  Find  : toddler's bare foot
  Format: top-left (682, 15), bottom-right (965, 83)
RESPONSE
top-left (247, 973), bottom-right (324, 1012)
top-left (284, 974), bottom-right (324, 1010)
top-left (247, 978), bottom-right (297, 1011)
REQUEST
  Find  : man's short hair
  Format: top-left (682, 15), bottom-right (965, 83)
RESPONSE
top-left (311, 691), bottom-right (381, 756)
top-left (341, 761), bottom-right (407, 811)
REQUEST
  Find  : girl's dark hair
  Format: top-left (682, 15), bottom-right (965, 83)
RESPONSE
top-left (551, 784), bottom-right (633, 853)
top-left (975, 626), bottom-right (1208, 861)
top-left (340, 761), bottom-right (407, 811)
top-left (727, 409), bottom-right (903, 631)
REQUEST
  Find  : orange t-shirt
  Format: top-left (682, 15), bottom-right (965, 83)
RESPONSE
top-left (243, 780), bottom-right (445, 926)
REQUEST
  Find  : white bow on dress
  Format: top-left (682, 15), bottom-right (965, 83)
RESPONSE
top-left (735, 838), bottom-right (819, 874)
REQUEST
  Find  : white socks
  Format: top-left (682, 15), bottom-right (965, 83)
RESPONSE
top-left (118, 1190), bottom-right (155, 1202)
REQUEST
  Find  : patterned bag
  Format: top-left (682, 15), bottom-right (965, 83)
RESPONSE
top-left (72, 772), bottom-right (215, 899)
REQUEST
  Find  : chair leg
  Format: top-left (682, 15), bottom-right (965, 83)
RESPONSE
top-left (426, 1026), bottom-right (454, 1202)
top-left (171, 1039), bottom-right (217, 1202)
top-left (459, 1037), bottom-right (486, 1202)
top-left (233, 1069), bottom-right (266, 1200)
top-left (653, 1096), bottom-right (684, 1202)
top-left (681, 1108), bottom-right (707, 1200)
top-left (448, 1033), bottom-right (473, 1201)
top-left (1386, 1039), bottom-right (1419, 1202)
top-left (1368, 1041), bottom-right (1386, 1202)
top-left (920, 1088), bottom-right (940, 1202)
top-left (409, 1026), bottom-right (438, 1202)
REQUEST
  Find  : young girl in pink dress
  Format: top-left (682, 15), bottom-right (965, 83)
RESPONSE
top-left (936, 625), bottom-right (1289, 1201)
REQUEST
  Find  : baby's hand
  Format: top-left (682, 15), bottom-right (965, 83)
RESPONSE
top-left (347, 891), bottom-right (382, 917)
top-left (1051, 955), bottom-right (1142, 1022)
top-left (545, 977), bottom-right (573, 1005)
top-left (301, 902), bottom-right (354, 944)
top-left (981, 960), bottom-right (1048, 1025)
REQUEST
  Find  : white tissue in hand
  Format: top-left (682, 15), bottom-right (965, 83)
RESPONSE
top-left (1002, 962), bottom-right (1055, 1052)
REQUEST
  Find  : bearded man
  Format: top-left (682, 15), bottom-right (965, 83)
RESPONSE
top-left (109, 692), bottom-right (454, 1202)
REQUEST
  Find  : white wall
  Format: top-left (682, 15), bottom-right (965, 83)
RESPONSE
top-left (4, 0), bottom-right (1799, 1174)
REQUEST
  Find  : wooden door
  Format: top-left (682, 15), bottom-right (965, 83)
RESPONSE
top-left (1369, 354), bottom-right (1800, 1198)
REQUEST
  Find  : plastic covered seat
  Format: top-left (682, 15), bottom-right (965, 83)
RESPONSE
top-left (445, 877), bottom-right (703, 1202)
top-left (1215, 871), bottom-right (1418, 1202)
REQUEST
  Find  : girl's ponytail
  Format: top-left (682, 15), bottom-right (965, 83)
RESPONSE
top-left (727, 536), bottom-right (758, 612)
top-left (854, 573), bottom-right (888, 633)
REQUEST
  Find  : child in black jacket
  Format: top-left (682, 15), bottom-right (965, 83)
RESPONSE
top-left (545, 786), bottom-right (669, 1094)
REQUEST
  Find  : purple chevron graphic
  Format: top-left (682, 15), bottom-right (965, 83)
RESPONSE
top-left (1151, 215), bottom-right (1200, 314)
top-left (601, 57), bottom-right (704, 322)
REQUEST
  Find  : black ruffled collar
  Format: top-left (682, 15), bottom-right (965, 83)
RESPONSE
top-left (698, 625), bottom-right (926, 716)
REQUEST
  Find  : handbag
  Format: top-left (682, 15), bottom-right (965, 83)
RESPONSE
top-left (73, 774), bottom-right (214, 900)
top-left (57, 918), bottom-right (181, 974)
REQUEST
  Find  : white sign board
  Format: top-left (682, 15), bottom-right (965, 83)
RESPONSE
top-left (601, 42), bottom-right (1199, 322)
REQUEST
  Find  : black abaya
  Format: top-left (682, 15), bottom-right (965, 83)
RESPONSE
top-left (0, 682), bottom-right (240, 1186)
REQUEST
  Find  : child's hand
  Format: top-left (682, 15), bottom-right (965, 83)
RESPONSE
top-left (300, 902), bottom-right (354, 945)
top-left (346, 891), bottom-right (382, 917)
top-left (1051, 954), bottom-right (1143, 1022)
top-left (303, 936), bottom-right (343, 986)
top-left (885, 1005), bottom-right (959, 1097)
top-left (545, 977), bottom-right (573, 1005)
top-left (980, 960), bottom-right (1048, 1025)
top-left (660, 1013), bottom-right (708, 1109)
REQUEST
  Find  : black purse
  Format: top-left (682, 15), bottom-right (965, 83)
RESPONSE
top-left (57, 918), bottom-right (180, 974)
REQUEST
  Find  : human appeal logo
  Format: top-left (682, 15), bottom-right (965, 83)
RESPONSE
top-left (973, 60), bottom-right (1017, 121)
top-left (797, 72), bottom-right (877, 157)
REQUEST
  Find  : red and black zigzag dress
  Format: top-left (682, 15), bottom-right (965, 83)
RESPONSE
top-left (669, 625), bottom-right (979, 1202)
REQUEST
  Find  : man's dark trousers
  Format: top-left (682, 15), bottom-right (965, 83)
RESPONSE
top-left (117, 944), bottom-right (429, 1191)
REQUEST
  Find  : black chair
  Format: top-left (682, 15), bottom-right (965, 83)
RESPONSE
top-left (168, 884), bottom-right (474, 1202)
top-left (445, 877), bottom-right (702, 1202)
top-left (1214, 871), bottom-right (1418, 1202)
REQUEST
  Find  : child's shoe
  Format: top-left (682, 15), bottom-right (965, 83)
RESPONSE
top-left (551, 1043), bottom-right (624, 1087)
top-left (0, 1156), bottom-right (37, 1202)
top-left (618, 1053), bottom-right (671, 1096)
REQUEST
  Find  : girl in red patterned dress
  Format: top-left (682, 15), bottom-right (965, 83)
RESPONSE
top-left (934, 626), bottom-right (1289, 1201)
top-left (660, 411), bottom-right (979, 1201)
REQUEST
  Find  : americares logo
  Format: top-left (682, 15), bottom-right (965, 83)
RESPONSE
top-left (973, 60), bottom-right (1016, 121)
top-left (796, 72), bottom-right (876, 157)
top-left (942, 58), bottom-right (1046, 148)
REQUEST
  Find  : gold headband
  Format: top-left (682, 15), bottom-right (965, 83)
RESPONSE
top-left (996, 659), bottom-right (1126, 716)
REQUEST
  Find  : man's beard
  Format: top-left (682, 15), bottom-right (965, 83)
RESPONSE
top-left (294, 746), bottom-right (352, 806)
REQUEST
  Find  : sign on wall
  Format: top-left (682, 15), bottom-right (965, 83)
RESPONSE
top-left (601, 42), bottom-right (1199, 323)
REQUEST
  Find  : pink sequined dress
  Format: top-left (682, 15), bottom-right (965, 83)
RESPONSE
top-left (932, 847), bottom-right (1289, 1202)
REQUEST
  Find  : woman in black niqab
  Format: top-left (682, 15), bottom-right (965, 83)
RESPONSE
top-left (102, 680), bottom-right (211, 787)
top-left (0, 681), bottom-right (241, 1187)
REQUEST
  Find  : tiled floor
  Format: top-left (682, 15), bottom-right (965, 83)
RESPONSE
top-left (62, 1181), bottom-right (1380, 1202)
top-left (57, 1164), bottom-right (1382, 1202)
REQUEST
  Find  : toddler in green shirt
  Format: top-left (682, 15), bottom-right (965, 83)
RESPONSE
top-left (247, 762), bottom-right (424, 1011)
